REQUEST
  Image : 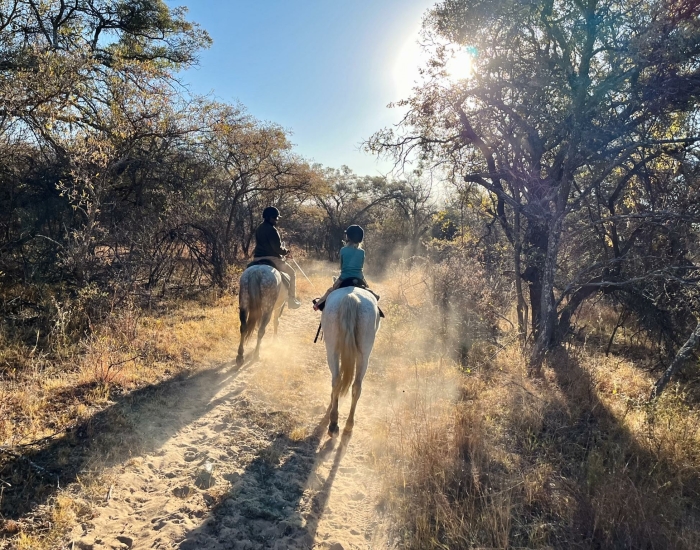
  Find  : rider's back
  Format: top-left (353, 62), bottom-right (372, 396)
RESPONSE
top-left (339, 245), bottom-right (365, 281)
top-left (253, 221), bottom-right (285, 258)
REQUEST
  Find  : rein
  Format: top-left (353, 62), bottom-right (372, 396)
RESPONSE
top-left (291, 258), bottom-right (321, 295)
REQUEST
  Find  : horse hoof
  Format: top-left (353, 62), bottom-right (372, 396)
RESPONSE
top-left (328, 423), bottom-right (340, 438)
top-left (236, 355), bottom-right (243, 367)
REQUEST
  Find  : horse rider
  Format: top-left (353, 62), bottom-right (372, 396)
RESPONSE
top-left (252, 206), bottom-right (302, 309)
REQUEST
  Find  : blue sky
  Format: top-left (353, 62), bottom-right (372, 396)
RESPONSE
top-left (173, 1), bottom-right (436, 176)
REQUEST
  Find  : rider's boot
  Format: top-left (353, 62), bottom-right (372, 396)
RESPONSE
top-left (288, 296), bottom-right (302, 309)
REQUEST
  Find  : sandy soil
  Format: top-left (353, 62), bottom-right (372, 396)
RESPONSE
top-left (68, 276), bottom-right (418, 550)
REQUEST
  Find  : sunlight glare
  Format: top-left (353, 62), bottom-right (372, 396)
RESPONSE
top-left (393, 34), bottom-right (475, 97)
top-left (444, 47), bottom-right (474, 81)
top-left (392, 26), bottom-right (431, 99)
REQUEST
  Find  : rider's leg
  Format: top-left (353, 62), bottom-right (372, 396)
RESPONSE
top-left (313, 278), bottom-right (342, 310)
top-left (359, 278), bottom-right (380, 301)
top-left (277, 260), bottom-right (297, 298)
top-left (276, 260), bottom-right (301, 308)
top-left (272, 258), bottom-right (300, 308)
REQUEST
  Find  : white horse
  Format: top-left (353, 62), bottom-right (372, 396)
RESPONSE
top-left (321, 287), bottom-right (381, 437)
top-left (236, 265), bottom-right (288, 366)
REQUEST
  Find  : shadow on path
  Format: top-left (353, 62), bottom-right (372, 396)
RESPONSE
top-left (179, 409), bottom-right (354, 550)
top-left (0, 358), bottom-right (254, 523)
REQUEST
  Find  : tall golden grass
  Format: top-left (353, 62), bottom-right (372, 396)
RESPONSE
top-left (371, 262), bottom-right (700, 549)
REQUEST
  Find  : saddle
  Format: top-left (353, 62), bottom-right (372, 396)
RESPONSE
top-left (245, 259), bottom-right (291, 289)
top-left (313, 278), bottom-right (384, 317)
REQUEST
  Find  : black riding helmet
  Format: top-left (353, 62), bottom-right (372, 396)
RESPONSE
top-left (262, 206), bottom-right (280, 220)
top-left (345, 225), bottom-right (364, 243)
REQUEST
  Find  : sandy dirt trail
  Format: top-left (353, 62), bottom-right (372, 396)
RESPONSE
top-left (70, 274), bottom-right (424, 550)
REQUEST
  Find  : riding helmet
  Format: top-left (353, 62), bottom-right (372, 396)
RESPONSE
top-left (262, 206), bottom-right (280, 220)
top-left (345, 225), bottom-right (364, 243)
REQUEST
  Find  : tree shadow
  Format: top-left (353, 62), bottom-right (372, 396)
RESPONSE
top-left (527, 347), bottom-right (700, 548)
top-left (0, 358), bottom-right (255, 524)
top-left (179, 409), bottom-right (354, 550)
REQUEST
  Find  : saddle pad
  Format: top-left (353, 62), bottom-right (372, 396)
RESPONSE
top-left (313, 296), bottom-right (385, 318)
top-left (246, 258), bottom-right (277, 269)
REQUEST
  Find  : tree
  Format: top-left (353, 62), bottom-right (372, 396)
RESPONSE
top-left (196, 102), bottom-right (314, 281)
top-left (0, 0), bottom-right (213, 293)
top-left (368, 0), bottom-right (700, 371)
top-left (392, 175), bottom-right (439, 257)
top-left (312, 167), bottom-right (400, 259)
top-left (0, 1), bottom-right (210, 128)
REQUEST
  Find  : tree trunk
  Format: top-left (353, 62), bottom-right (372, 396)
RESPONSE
top-left (513, 195), bottom-right (528, 343)
top-left (554, 281), bottom-right (601, 343)
top-left (530, 213), bottom-right (565, 374)
top-left (522, 266), bottom-right (542, 340)
top-left (522, 220), bottom-right (549, 342)
top-left (650, 321), bottom-right (700, 400)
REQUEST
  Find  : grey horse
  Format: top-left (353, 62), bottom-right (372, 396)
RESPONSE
top-left (321, 286), bottom-right (381, 437)
top-left (236, 264), bottom-right (289, 366)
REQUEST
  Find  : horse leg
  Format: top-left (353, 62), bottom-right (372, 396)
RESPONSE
top-left (273, 304), bottom-right (284, 337)
top-left (326, 349), bottom-right (341, 437)
top-left (254, 311), bottom-right (272, 360)
top-left (345, 352), bottom-right (369, 433)
top-left (236, 308), bottom-right (247, 366)
top-left (329, 388), bottom-right (340, 438)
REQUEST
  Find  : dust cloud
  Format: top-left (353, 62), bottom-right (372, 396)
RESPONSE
top-left (70, 261), bottom-right (462, 549)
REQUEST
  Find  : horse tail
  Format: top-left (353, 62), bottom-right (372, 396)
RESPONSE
top-left (336, 292), bottom-right (360, 397)
top-left (240, 269), bottom-right (263, 343)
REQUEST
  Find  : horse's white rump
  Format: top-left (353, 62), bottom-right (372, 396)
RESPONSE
top-left (237, 265), bottom-right (288, 365)
top-left (321, 286), bottom-right (380, 436)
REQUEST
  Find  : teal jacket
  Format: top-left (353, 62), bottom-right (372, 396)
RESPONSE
top-left (339, 246), bottom-right (365, 281)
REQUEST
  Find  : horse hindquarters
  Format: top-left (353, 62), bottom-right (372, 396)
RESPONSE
top-left (237, 270), bottom-right (264, 364)
top-left (324, 292), bottom-right (361, 436)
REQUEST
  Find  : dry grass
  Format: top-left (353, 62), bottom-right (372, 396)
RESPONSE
top-left (0, 290), bottom-right (241, 547)
top-left (0, 293), bottom-right (240, 447)
top-left (369, 269), bottom-right (700, 549)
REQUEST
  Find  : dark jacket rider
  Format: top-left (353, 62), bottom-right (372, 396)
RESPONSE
top-left (253, 207), bottom-right (301, 309)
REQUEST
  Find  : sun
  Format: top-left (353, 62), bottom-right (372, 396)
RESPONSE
top-left (393, 29), bottom-right (476, 98)
top-left (444, 47), bottom-right (474, 81)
